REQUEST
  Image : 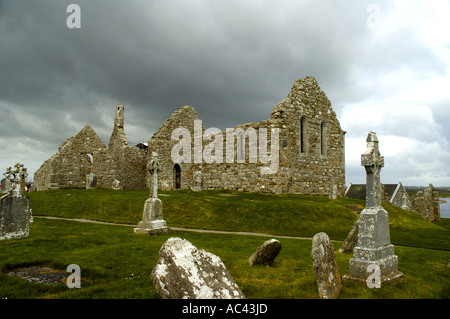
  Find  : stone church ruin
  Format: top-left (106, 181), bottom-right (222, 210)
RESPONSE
top-left (34, 76), bottom-right (346, 196)
top-left (34, 104), bottom-right (148, 191)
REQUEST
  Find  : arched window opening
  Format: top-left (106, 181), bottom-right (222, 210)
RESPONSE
top-left (320, 122), bottom-right (327, 155)
top-left (173, 164), bottom-right (181, 189)
top-left (300, 116), bottom-right (307, 154)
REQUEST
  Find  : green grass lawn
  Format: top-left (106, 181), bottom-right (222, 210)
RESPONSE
top-left (0, 188), bottom-right (448, 299)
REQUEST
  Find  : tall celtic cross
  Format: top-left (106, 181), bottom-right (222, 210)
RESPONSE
top-left (149, 152), bottom-right (160, 199)
top-left (361, 132), bottom-right (384, 208)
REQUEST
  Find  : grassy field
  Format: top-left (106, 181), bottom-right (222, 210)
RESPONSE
top-left (0, 188), bottom-right (449, 299)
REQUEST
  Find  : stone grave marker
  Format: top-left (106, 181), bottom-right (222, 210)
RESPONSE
top-left (151, 237), bottom-right (245, 299)
top-left (86, 173), bottom-right (97, 189)
top-left (311, 232), bottom-right (341, 299)
top-left (192, 170), bottom-right (203, 191)
top-left (343, 132), bottom-right (403, 285)
top-left (134, 152), bottom-right (170, 235)
top-left (339, 220), bottom-right (359, 253)
top-left (1, 164), bottom-right (32, 240)
top-left (249, 239), bottom-right (281, 266)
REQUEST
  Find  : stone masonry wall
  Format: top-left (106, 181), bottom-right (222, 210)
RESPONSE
top-left (34, 105), bottom-right (147, 191)
top-left (148, 76), bottom-right (346, 196)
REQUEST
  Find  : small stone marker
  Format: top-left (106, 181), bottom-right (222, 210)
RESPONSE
top-left (311, 232), bottom-right (341, 299)
top-left (249, 239), bottom-right (281, 266)
top-left (134, 152), bottom-right (169, 235)
top-left (151, 237), bottom-right (245, 299)
top-left (86, 173), bottom-right (97, 189)
top-left (111, 179), bottom-right (122, 190)
top-left (1, 178), bottom-right (12, 193)
top-left (1, 164), bottom-right (32, 240)
top-left (339, 220), bottom-right (359, 253)
top-left (192, 170), bottom-right (203, 191)
top-left (343, 132), bottom-right (403, 285)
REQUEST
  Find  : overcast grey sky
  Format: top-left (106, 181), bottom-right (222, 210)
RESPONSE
top-left (1, 0), bottom-right (449, 186)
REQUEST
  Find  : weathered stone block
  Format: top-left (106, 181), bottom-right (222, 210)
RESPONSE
top-left (411, 184), bottom-right (440, 222)
top-left (1, 193), bottom-right (31, 240)
top-left (339, 219), bottom-right (358, 253)
top-left (86, 173), bottom-right (97, 189)
top-left (311, 232), bottom-right (341, 299)
top-left (151, 237), bottom-right (245, 299)
top-left (134, 198), bottom-right (170, 235)
top-left (249, 239), bottom-right (281, 266)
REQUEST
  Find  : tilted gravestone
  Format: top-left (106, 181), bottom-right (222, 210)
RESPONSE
top-left (343, 132), bottom-right (403, 285)
top-left (311, 232), bottom-right (341, 299)
top-left (339, 220), bottom-right (359, 253)
top-left (1, 164), bottom-right (32, 240)
top-left (249, 239), bottom-right (281, 266)
top-left (151, 237), bottom-right (245, 299)
top-left (134, 152), bottom-right (169, 235)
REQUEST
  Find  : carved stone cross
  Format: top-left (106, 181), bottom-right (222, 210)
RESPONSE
top-left (361, 131), bottom-right (384, 208)
top-left (149, 152), bottom-right (160, 199)
top-left (343, 131), bottom-right (403, 285)
top-left (4, 163), bottom-right (28, 196)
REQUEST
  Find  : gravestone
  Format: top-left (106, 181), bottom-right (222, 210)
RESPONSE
top-left (151, 237), bottom-right (245, 299)
top-left (1, 178), bottom-right (12, 193)
top-left (134, 152), bottom-right (169, 235)
top-left (311, 232), bottom-right (341, 299)
top-left (112, 179), bottom-right (122, 190)
top-left (339, 220), bottom-right (359, 253)
top-left (343, 132), bottom-right (403, 285)
top-left (1, 164), bottom-right (32, 240)
top-left (329, 184), bottom-right (338, 200)
top-left (192, 170), bottom-right (203, 191)
top-left (249, 239), bottom-right (281, 266)
top-left (86, 173), bottom-right (97, 189)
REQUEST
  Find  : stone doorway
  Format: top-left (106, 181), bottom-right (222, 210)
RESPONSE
top-left (173, 164), bottom-right (181, 189)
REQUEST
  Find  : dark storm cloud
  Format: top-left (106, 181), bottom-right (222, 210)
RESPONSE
top-left (1, 0), bottom-right (379, 132)
top-left (1, 0), bottom-right (448, 184)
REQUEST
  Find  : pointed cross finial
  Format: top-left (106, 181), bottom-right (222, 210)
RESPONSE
top-left (361, 132), bottom-right (384, 208)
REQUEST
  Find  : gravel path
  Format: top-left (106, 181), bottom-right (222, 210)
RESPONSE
top-left (34, 215), bottom-right (318, 241)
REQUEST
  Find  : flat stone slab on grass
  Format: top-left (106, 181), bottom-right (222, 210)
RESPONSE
top-left (6, 266), bottom-right (69, 285)
top-left (249, 239), bottom-right (281, 266)
top-left (151, 237), bottom-right (245, 299)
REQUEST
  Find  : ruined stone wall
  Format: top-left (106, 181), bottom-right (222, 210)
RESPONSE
top-left (35, 77), bottom-right (345, 195)
top-left (149, 77), bottom-right (346, 196)
top-left (34, 105), bottom-right (147, 191)
top-left (411, 184), bottom-right (440, 221)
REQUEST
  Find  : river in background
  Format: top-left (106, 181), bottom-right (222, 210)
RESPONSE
top-left (440, 198), bottom-right (450, 218)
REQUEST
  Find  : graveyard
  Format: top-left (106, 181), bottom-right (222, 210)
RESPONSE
top-left (0, 187), bottom-right (449, 299)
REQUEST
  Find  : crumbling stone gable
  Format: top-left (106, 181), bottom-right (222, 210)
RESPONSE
top-left (148, 76), bottom-right (346, 196)
top-left (147, 105), bottom-right (202, 190)
top-left (34, 105), bottom-right (147, 191)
